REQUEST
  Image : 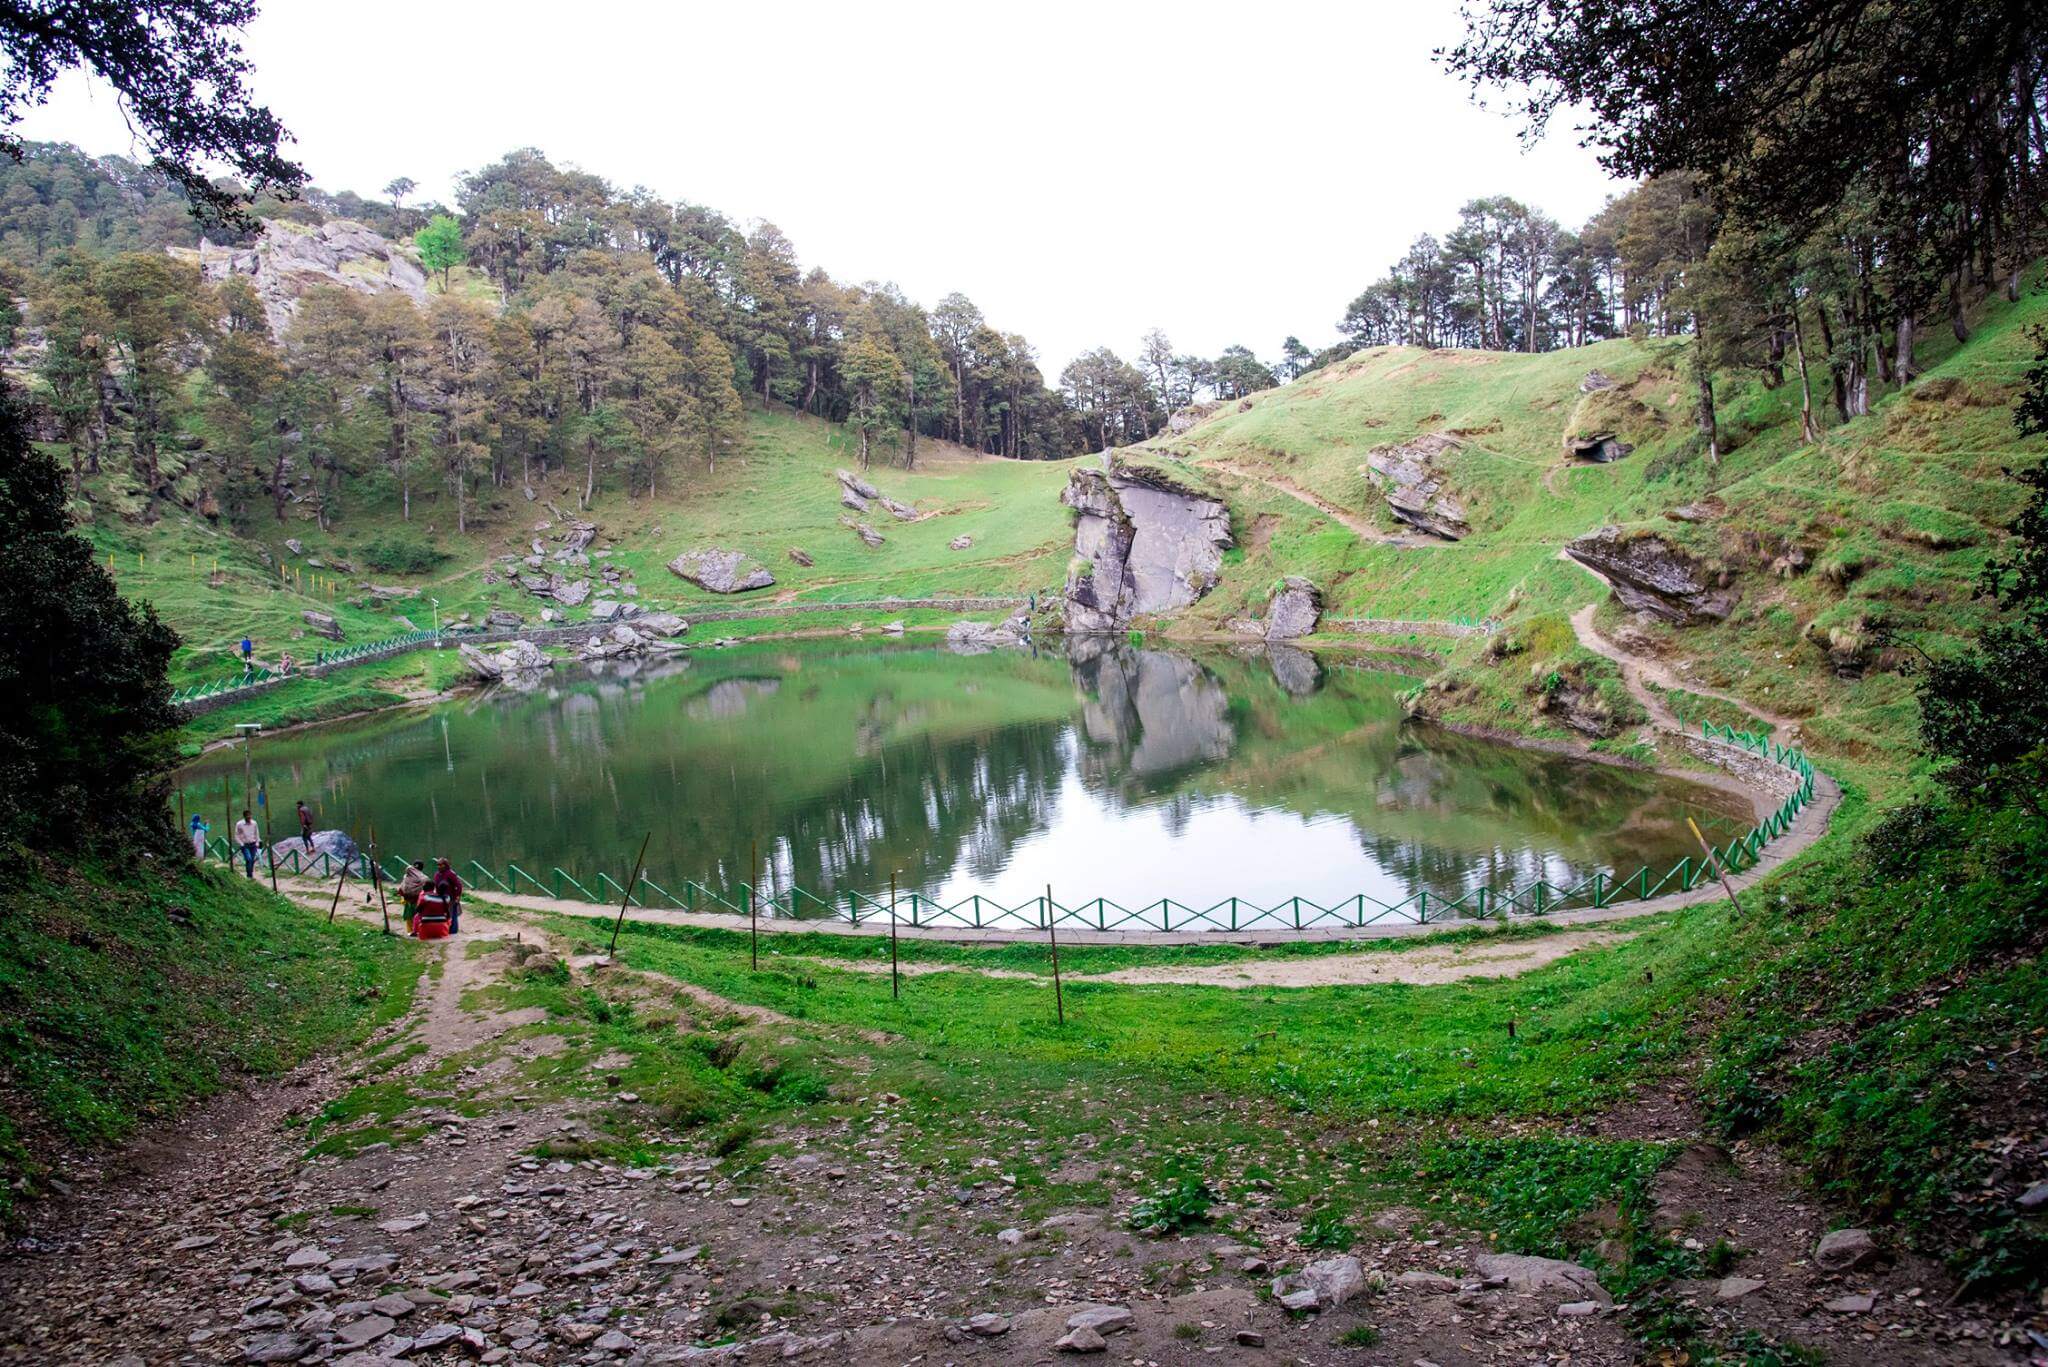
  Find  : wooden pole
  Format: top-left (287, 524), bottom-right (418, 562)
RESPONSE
top-left (1687, 817), bottom-right (1743, 915)
top-left (326, 853), bottom-right (350, 922)
top-left (264, 786), bottom-right (278, 893)
top-left (889, 870), bottom-right (900, 1000)
top-left (1045, 882), bottom-right (1064, 1026)
top-left (369, 834), bottom-right (392, 935)
top-left (607, 831), bottom-right (653, 957)
top-left (749, 837), bottom-right (760, 970)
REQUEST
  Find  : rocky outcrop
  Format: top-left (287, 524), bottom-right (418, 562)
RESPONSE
top-left (667, 548), bottom-right (775, 593)
top-left (193, 220), bottom-right (427, 338)
top-left (788, 547), bottom-right (813, 567)
top-left (1363, 433), bottom-right (1468, 539)
top-left (578, 625), bottom-right (668, 662)
top-left (1563, 387), bottom-right (1657, 463)
top-left (302, 610), bottom-right (343, 641)
top-left (949, 534), bottom-right (973, 551)
top-left (459, 639), bottom-right (552, 682)
top-left (844, 519), bottom-right (886, 548)
top-left (1264, 576), bottom-right (1322, 640)
top-left (1566, 526), bottom-right (1738, 624)
top-left (1061, 462), bottom-right (1232, 633)
top-left (834, 469), bottom-right (917, 520)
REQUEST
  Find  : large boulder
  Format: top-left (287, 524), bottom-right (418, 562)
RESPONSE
top-left (192, 220), bottom-right (427, 339)
top-left (1364, 433), bottom-right (1468, 539)
top-left (1565, 526), bottom-right (1738, 624)
top-left (268, 829), bottom-right (358, 866)
top-left (844, 519), bottom-right (886, 548)
top-left (835, 468), bottom-right (881, 500)
top-left (579, 625), bottom-right (659, 661)
top-left (459, 640), bottom-right (551, 682)
top-left (1061, 462), bottom-right (1232, 633)
top-left (946, 612), bottom-right (1032, 654)
top-left (1264, 576), bottom-right (1322, 640)
top-left (1473, 1253), bottom-right (1611, 1307)
top-left (667, 548), bottom-right (775, 594)
top-left (301, 610), bottom-right (343, 641)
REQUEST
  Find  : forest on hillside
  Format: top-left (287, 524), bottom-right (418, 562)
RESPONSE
top-left (0, 0), bottom-right (2040, 546)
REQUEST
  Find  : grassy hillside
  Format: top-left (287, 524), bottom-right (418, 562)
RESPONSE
top-left (0, 857), bottom-right (417, 1220)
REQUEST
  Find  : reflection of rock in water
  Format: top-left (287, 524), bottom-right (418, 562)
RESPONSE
top-left (686, 677), bottom-right (782, 720)
top-left (1067, 638), bottom-right (1235, 776)
top-left (1265, 645), bottom-right (1324, 697)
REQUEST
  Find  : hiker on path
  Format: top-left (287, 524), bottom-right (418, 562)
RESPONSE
top-left (188, 814), bottom-right (209, 861)
top-left (297, 799), bottom-right (314, 846)
top-left (232, 810), bottom-right (261, 877)
top-left (398, 860), bottom-right (427, 931)
top-left (433, 857), bottom-right (465, 934)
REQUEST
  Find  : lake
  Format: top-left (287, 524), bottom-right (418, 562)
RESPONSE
top-left (179, 639), bottom-right (1755, 927)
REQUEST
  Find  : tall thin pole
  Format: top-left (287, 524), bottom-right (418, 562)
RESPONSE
top-left (369, 829), bottom-right (391, 935)
top-left (326, 850), bottom-right (350, 922)
top-left (1045, 882), bottom-right (1064, 1026)
top-left (1687, 817), bottom-right (1742, 915)
top-left (889, 870), bottom-right (900, 1000)
top-left (607, 832), bottom-right (653, 957)
top-left (749, 837), bottom-right (760, 970)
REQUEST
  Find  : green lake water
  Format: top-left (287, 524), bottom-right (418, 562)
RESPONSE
top-left (179, 639), bottom-right (1754, 927)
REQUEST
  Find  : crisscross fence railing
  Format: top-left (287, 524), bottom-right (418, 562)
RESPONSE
top-left (175, 628), bottom-right (443, 714)
top-left (215, 723), bottom-right (1818, 936)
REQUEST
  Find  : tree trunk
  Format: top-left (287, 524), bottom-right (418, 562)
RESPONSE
top-left (1949, 268), bottom-right (1970, 343)
top-left (582, 436), bottom-right (596, 510)
top-left (903, 371), bottom-right (917, 468)
top-left (1894, 313), bottom-right (1916, 384)
top-left (1790, 298), bottom-right (1819, 444)
top-left (1691, 330), bottom-right (1719, 465)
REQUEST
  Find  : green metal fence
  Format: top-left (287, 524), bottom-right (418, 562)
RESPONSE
top-left (172, 629), bottom-right (442, 708)
top-left (217, 722), bottom-right (1818, 936)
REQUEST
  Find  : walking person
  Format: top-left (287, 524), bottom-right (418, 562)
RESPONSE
top-left (188, 813), bottom-right (210, 861)
top-left (433, 857), bottom-right (465, 935)
top-left (297, 799), bottom-right (315, 847)
top-left (398, 860), bottom-right (427, 932)
top-left (240, 635), bottom-right (254, 678)
top-left (232, 809), bottom-right (261, 878)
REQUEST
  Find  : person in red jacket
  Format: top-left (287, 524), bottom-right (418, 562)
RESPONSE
top-left (433, 858), bottom-right (465, 934)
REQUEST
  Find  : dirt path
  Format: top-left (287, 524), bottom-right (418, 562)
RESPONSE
top-left (1202, 459), bottom-right (1438, 546)
top-left (1567, 596), bottom-right (1805, 735)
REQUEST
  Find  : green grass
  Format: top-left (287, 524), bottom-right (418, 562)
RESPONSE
top-left (0, 855), bottom-right (419, 1220)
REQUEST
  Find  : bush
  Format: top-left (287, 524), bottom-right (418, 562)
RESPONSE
top-left (1127, 1169), bottom-right (1214, 1235)
top-left (360, 536), bottom-right (450, 575)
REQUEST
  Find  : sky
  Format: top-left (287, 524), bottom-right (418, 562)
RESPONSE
top-left (13, 0), bottom-right (1626, 373)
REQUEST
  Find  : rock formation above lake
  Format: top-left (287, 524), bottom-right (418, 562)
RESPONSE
top-left (1264, 577), bottom-right (1323, 640)
top-left (1061, 462), bottom-right (1232, 633)
top-left (1566, 526), bottom-right (1738, 623)
top-left (1364, 433), bottom-right (1469, 539)
top-left (666, 548), bottom-right (775, 593)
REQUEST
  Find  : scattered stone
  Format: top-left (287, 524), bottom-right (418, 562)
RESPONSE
top-left (484, 609), bottom-right (524, 629)
top-left (1579, 369), bottom-right (1616, 392)
top-left (302, 609), bottom-right (344, 641)
top-left (284, 1245), bottom-right (331, 1268)
top-left (241, 1331), bottom-right (312, 1363)
top-left (594, 1328), bottom-right (635, 1353)
top-left (1557, 1300), bottom-right (1602, 1317)
top-left (1716, 1276), bottom-right (1767, 1302)
top-left (1472, 1252), bottom-right (1612, 1306)
top-left (965, 1312), bottom-right (1010, 1336)
top-left (174, 1234), bottom-right (219, 1250)
top-left (2016, 1181), bottom-right (2048, 1211)
top-left (1239, 1256), bottom-right (1269, 1276)
top-left (996, 1227), bottom-right (1024, 1246)
top-left (1824, 1293), bottom-right (1875, 1314)
top-left (1394, 1270), bottom-right (1459, 1293)
top-left (1064, 1305), bottom-right (1133, 1335)
top-left (879, 496), bottom-right (917, 521)
top-left (845, 519), bottom-right (886, 548)
top-left (1056, 1325), bottom-right (1107, 1353)
top-left (1273, 1255), bottom-right (1365, 1310)
top-left (835, 468), bottom-right (880, 501)
top-left (1812, 1228), bottom-right (1879, 1271)
top-left (949, 534), bottom-right (973, 550)
top-left (1277, 1287), bottom-right (1321, 1312)
top-left (1234, 1329), bottom-right (1265, 1347)
top-left (787, 547), bottom-right (814, 567)
top-left (368, 1293), bottom-right (415, 1317)
top-left (284, 538), bottom-right (304, 556)
top-left (336, 1314), bottom-right (396, 1347)
top-left (294, 1273), bottom-right (337, 1295)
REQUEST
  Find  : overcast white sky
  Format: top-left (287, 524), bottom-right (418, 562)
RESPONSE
top-left (15, 0), bottom-right (1625, 372)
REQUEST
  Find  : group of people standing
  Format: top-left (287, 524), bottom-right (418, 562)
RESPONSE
top-left (186, 797), bottom-right (465, 938)
top-left (397, 857), bottom-right (465, 935)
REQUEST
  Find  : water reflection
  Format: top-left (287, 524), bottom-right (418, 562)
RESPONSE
top-left (181, 638), bottom-right (1752, 918)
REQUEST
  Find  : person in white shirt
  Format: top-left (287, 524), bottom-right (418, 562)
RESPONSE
top-left (232, 810), bottom-right (262, 878)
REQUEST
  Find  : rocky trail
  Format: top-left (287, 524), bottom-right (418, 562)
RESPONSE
top-left (4, 887), bottom-right (2021, 1366)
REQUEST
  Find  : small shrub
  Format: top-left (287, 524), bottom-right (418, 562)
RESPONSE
top-left (1300, 1207), bottom-right (1356, 1251)
top-left (360, 535), bottom-right (450, 575)
top-left (1128, 1172), bottom-right (1214, 1235)
top-left (1336, 1325), bottom-right (1381, 1347)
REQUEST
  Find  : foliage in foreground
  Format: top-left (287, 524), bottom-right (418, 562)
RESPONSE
top-left (0, 855), bottom-right (417, 1222)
